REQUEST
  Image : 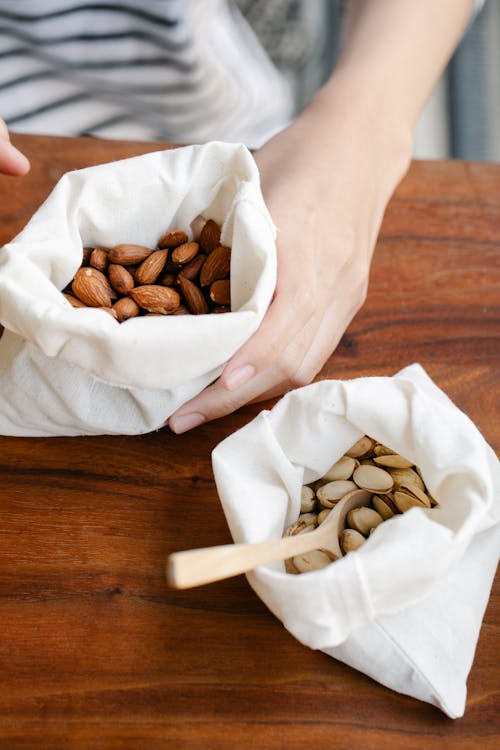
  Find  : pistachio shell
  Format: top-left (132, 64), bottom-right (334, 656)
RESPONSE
top-left (373, 444), bottom-right (394, 456)
top-left (298, 512), bottom-right (318, 527)
top-left (316, 480), bottom-right (358, 508)
top-left (340, 528), bottom-right (366, 553)
top-left (372, 494), bottom-right (398, 519)
top-left (300, 485), bottom-right (316, 513)
top-left (353, 465), bottom-right (394, 493)
top-left (322, 456), bottom-right (357, 481)
top-left (292, 549), bottom-right (334, 573)
top-left (347, 506), bottom-right (384, 536)
top-left (398, 483), bottom-right (431, 508)
top-left (313, 478), bottom-right (328, 493)
top-left (345, 435), bottom-right (376, 458)
top-left (373, 454), bottom-right (414, 469)
top-left (393, 490), bottom-right (427, 513)
top-left (284, 518), bottom-right (316, 537)
top-left (389, 467), bottom-right (425, 491)
top-left (317, 509), bottom-right (331, 525)
top-left (285, 558), bottom-right (300, 575)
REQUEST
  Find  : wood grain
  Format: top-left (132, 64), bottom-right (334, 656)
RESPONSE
top-left (0, 133), bottom-right (498, 749)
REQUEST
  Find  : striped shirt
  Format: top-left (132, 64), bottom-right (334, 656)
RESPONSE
top-left (0, 0), bottom-right (294, 146)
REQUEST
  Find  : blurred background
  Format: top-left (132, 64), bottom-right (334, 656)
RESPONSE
top-left (237, 0), bottom-right (500, 162)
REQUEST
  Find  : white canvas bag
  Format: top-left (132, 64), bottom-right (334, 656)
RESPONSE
top-left (0, 142), bottom-right (276, 435)
top-left (211, 364), bottom-right (500, 717)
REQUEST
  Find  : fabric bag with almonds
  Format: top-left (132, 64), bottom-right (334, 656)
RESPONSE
top-left (0, 142), bottom-right (276, 435)
top-left (211, 364), bottom-right (500, 718)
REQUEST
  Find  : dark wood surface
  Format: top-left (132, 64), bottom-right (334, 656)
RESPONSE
top-left (0, 133), bottom-right (498, 749)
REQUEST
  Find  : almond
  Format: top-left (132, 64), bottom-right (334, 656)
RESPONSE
top-left (90, 248), bottom-right (108, 272)
top-left (211, 305), bottom-right (230, 314)
top-left (101, 306), bottom-right (118, 319)
top-left (130, 285), bottom-right (180, 314)
top-left (113, 296), bottom-right (141, 322)
top-left (157, 229), bottom-right (188, 249)
top-left (160, 273), bottom-right (177, 287)
top-left (71, 267), bottom-right (116, 307)
top-left (108, 244), bottom-right (153, 265)
top-left (108, 264), bottom-right (135, 295)
top-left (172, 304), bottom-right (190, 315)
top-left (209, 279), bottom-right (230, 306)
top-left (82, 246), bottom-right (93, 265)
top-left (198, 219), bottom-right (221, 253)
top-left (177, 253), bottom-right (206, 282)
top-left (178, 276), bottom-right (209, 315)
top-left (171, 241), bottom-right (199, 265)
top-left (199, 245), bottom-right (231, 286)
top-left (63, 292), bottom-right (87, 308)
top-left (135, 249), bottom-right (168, 285)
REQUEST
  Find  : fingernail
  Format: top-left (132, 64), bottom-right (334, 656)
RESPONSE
top-left (169, 412), bottom-right (205, 434)
top-left (224, 364), bottom-right (255, 391)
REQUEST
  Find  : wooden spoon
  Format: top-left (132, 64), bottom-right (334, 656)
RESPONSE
top-left (167, 489), bottom-right (371, 589)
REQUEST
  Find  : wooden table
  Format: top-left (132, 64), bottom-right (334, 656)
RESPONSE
top-left (0, 133), bottom-right (498, 749)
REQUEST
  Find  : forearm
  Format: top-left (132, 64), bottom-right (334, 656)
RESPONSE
top-left (328, 0), bottom-right (473, 134)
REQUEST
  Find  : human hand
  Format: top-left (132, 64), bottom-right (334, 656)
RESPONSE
top-left (168, 84), bottom-right (411, 434)
top-left (0, 119), bottom-right (30, 176)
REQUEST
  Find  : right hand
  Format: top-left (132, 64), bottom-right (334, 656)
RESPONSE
top-left (0, 119), bottom-right (30, 175)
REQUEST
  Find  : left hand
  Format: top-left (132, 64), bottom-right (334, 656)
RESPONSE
top-left (168, 84), bottom-right (411, 434)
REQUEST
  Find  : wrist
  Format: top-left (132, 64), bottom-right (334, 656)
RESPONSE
top-left (311, 71), bottom-right (413, 189)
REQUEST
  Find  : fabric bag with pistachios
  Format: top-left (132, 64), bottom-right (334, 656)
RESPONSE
top-left (211, 364), bottom-right (500, 718)
top-left (0, 142), bottom-right (276, 436)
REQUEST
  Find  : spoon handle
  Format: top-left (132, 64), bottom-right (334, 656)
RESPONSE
top-left (167, 527), bottom-right (334, 589)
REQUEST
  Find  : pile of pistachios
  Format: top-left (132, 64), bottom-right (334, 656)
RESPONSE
top-left (284, 434), bottom-right (437, 574)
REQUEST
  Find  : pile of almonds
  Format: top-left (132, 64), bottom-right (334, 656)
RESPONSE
top-left (63, 219), bottom-right (231, 321)
top-left (284, 434), bottom-right (438, 574)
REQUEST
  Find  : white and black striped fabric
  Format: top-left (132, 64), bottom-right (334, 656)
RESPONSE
top-left (0, 0), bottom-right (293, 145)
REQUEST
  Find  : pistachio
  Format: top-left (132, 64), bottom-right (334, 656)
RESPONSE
top-left (393, 490), bottom-right (428, 513)
top-left (397, 483), bottom-right (431, 508)
top-left (292, 549), bottom-right (334, 573)
top-left (373, 444), bottom-right (394, 457)
top-left (341, 528), bottom-right (366, 553)
top-left (283, 513), bottom-right (317, 536)
top-left (316, 479), bottom-right (358, 508)
top-left (313, 478), bottom-right (328, 493)
top-left (317, 508), bottom-right (331, 524)
top-left (373, 454), bottom-right (414, 469)
top-left (285, 558), bottom-right (300, 575)
top-left (285, 433), bottom-right (436, 575)
top-left (284, 518), bottom-right (316, 537)
top-left (372, 493), bottom-right (398, 519)
top-left (352, 465), bottom-right (394, 493)
top-left (346, 507), bottom-right (384, 536)
top-left (389, 467), bottom-right (425, 492)
top-left (300, 485), bottom-right (316, 513)
top-left (298, 512), bottom-right (318, 527)
top-left (322, 456), bottom-right (357, 481)
top-left (345, 435), bottom-right (376, 458)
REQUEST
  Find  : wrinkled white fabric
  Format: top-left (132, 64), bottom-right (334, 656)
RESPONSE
top-left (211, 364), bottom-right (500, 717)
top-left (0, 141), bottom-right (277, 435)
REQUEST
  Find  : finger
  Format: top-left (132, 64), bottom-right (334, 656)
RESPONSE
top-left (220, 271), bottom-right (320, 392)
top-left (168, 366), bottom-right (278, 433)
top-left (0, 123), bottom-right (30, 176)
top-left (245, 300), bottom-right (353, 405)
top-left (168, 305), bottom-right (329, 433)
